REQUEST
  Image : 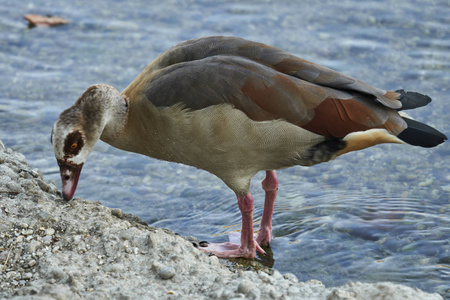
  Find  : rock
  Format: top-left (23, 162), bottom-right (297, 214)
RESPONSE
top-left (31, 168), bottom-right (43, 179)
top-left (328, 282), bottom-right (443, 300)
top-left (248, 288), bottom-right (261, 299)
top-left (269, 287), bottom-right (282, 299)
top-left (0, 140), bottom-right (444, 300)
top-left (159, 266), bottom-right (176, 280)
top-left (28, 259), bottom-right (37, 267)
top-left (42, 235), bottom-right (53, 245)
top-left (283, 272), bottom-right (298, 283)
top-left (25, 241), bottom-right (42, 254)
top-left (110, 208), bottom-right (124, 219)
top-left (45, 228), bottom-right (55, 236)
top-left (237, 280), bottom-right (254, 295)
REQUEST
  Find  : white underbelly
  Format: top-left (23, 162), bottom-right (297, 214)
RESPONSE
top-left (147, 104), bottom-right (325, 192)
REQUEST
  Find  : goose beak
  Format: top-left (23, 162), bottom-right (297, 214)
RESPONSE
top-left (59, 163), bottom-right (83, 200)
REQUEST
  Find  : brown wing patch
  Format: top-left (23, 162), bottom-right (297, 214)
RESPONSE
top-left (240, 73), bottom-right (300, 121)
top-left (240, 73), bottom-right (327, 124)
top-left (301, 98), bottom-right (388, 138)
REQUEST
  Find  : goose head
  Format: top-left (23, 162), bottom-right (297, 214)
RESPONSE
top-left (51, 84), bottom-right (128, 200)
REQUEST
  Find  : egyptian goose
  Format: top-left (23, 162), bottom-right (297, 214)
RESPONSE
top-left (51, 36), bottom-right (446, 259)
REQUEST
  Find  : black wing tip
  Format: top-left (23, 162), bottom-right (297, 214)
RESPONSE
top-left (397, 117), bottom-right (447, 148)
top-left (395, 89), bottom-right (432, 110)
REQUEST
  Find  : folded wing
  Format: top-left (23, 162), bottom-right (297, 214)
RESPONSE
top-left (124, 36), bottom-right (406, 139)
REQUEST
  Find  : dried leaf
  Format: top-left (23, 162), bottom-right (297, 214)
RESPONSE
top-left (23, 14), bottom-right (69, 28)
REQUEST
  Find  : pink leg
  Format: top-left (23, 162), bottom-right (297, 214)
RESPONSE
top-left (256, 170), bottom-right (278, 246)
top-left (197, 192), bottom-right (265, 259)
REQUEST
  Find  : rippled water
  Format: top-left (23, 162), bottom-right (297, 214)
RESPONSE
top-left (1, 0), bottom-right (449, 297)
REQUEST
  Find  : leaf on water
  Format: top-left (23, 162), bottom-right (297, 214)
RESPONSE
top-left (23, 14), bottom-right (69, 28)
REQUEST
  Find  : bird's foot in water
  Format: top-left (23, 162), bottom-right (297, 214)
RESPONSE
top-left (229, 229), bottom-right (272, 247)
top-left (255, 228), bottom-right (272, 246)
top-left (194, 232), bottom-right (265, 259)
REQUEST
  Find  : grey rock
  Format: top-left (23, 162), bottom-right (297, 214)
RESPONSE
top-left (45, 228), bottom-right (55, 236)
top-left (31, 168), bottom-right (43, 179)
top-left (248, 288), bottom-right (261, 300)
top-left (42, 235), bottom-right (53, 245)
top-left (283, 272), bottom-right (299, 283)
top-left (159, 266), bottom-right (176, 280)
top-left (28, 259), bottom-right (37, 267)
top-left (237, 280), bottom-right (254, 295)
top-left (0, 140), bottom-right (443, 300)
top-left (110, 208), bottom-right (124, 219)
top-left (0, 152), bottom-right (6, 163)
top-left (25, 241), bottom-right (42, 254)
top-left (45, 267), bottom-right (68, 282)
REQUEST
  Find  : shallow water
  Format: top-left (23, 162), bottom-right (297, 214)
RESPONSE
top-left (1, 0), bottom-right (449, 297)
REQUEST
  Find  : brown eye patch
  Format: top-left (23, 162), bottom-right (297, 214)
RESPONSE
top-left (64, 131), bottom-right (84, 156)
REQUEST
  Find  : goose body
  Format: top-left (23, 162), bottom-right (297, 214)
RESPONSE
top-left (52, 36), bottom-right (446, 259)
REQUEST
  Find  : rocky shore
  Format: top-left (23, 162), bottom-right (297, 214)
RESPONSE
top-left (0, 140), bottom-right (443, 299)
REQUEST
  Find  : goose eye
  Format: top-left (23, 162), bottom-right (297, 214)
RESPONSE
top-left (64, 131), bottom-right (84, 155)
